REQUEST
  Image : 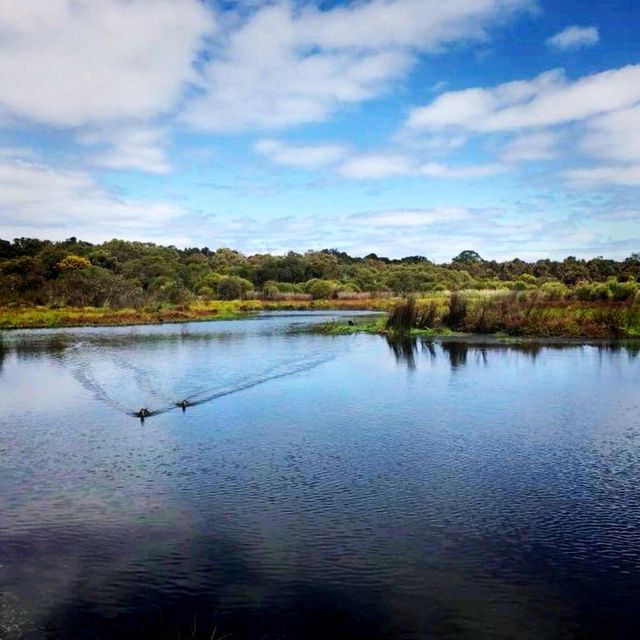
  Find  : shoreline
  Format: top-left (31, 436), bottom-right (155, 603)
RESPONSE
top-left (1, 297), bottom-right (639, 341)
top-left (0, 299), bottom-right (391, 331)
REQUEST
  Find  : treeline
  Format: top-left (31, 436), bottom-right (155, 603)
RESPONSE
top-left (1, 237), bottom-right (639, 308)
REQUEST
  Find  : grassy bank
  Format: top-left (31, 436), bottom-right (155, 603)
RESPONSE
top-left (2, 292), bottom-right (640, 339)
top-left (313, 292), bottom-right (640, 339)
top-left (0, 298), bottom-right (392, 330)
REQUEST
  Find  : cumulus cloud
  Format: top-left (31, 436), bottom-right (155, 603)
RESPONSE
top-left (348, 207), bottom-right (471, 226)
top-left (254, 139), bottom-right (348, 169)
top-left (565, 165), bottom-right (640, 187)
top-left (0, 154), bottom-right (187, 243)
top-left (79, 126), bottom-right (171, 174)
top-left (500, 131), bottom-right (558, 162)
top-left (338, 154), bottom-right (415, 179)
top-left (206, 203), bottom-right (634, 261)
top-left (183, 0), bottom-right (534, 132)
top-left (0, 0), bottom-right (214, 128)
top-left (579, 105), bottom-right (640, 163)
top-left (407, 64), bottom-right (640, 132)
top-left (547, 26), bottom-right (599, 50)
top-left (338, 154), bottom-right (506, 179)
top-left (418, 162), bottom-right (507, 178)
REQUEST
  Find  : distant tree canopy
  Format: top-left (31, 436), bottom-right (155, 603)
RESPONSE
top-left (452, 250), bottom-right (483, 265)
top-left (0, 236), bottom-right (638, 308)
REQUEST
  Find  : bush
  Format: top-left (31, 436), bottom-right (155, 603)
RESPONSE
top-left (197, 285), bottom-right (214, 298)
top-left (217, 277), bottom-right (242, 300)
top-left (575, 282), bottom-right (612, 301)
top-left (262, 284), bottom-right (280, 300)
top-left (386, 297), bottom-right (416, 332)
top-left (415, 301), bottom-right (440, 329)
top-left (305, 279), bottom-right (336, 299)
top-left (56, 255), bottom-right (91, 272)
top-left (608, 280), bottom-right (637, 302)
top-left (541, 282), bottom-right (568, 301)
top-left (442, 292), bottom-right (468, 330)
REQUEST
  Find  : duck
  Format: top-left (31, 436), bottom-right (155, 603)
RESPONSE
top-left (176, 400), bottom-right (190, 412)
top-left (135, 408), bottom-right (151, 421)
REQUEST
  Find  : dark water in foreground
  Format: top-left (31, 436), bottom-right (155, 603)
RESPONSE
top-left (1, 312), bottom-right (640, 640)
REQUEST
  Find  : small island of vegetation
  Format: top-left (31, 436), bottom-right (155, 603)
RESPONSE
top-left (1, 237), bottom-right (639, 338)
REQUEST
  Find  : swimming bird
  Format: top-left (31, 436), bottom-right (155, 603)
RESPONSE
top-left (135, 408), bottom-right (151, 421)
top-left (176, 400), bottom-right (190, 412)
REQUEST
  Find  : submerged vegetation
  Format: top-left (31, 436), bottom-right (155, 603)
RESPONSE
top-left (1, 236), bottom-right (639, 337)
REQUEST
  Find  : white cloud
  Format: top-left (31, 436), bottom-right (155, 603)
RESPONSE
top-left (580, 105), bottom-right (640, 163)
top-left (407, 64), bottom-right (640, 132)
top-left (338, 154), bottom-right (506, 179)
top-left (183, 0), bottom-right (534, 132)
top-left (500, 131), bottom-right (557, 161)
top-left (418, 162), bottom-right (507, 178)
top-left (0, 0), bottom-right (214, 127)
top-left (338, 154), bottom-right (415, 179)
top-left (565, 165), bottom-right (640, 187)
top-left (349, 207), bottom-right (471, 226)
top-left (79, 126), bottom-right (171, 174)
top-left (0, 155), bottom-right (187, 243)
top-left (547, 26), bottom-right (599, 50)
top-left (206, 203), bottom-right (636, 261)
top-left (254, 139), bottom-right (348, 169)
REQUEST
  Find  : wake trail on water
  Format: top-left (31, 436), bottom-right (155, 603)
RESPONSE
top-left (60, 341), bottom-right (344, 420)
top-left (64, 344), bottom-right (131, 415)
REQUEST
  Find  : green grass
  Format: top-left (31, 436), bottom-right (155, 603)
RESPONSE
top-left (3, 293), bottom-right (639, 338)
top-left (0, 298), bottom-right (394, 330)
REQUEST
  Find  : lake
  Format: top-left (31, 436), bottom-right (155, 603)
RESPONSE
top-left (1, 312), bottom-right (639, 639)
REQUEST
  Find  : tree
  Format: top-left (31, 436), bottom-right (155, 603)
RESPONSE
top-left (452, 250), bottom-right (483, 264)
top-left (217, 277), bottom-right (242, 300)
top-left (305, 279), bottom-right (336, 299)
top-left (57, 255), bottom-right (91, 272)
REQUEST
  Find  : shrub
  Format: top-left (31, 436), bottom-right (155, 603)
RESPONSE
top-left (386, 296), bottom-right (416, 332)
top-left (442, 292), bottom-right (468, 330)
top-left (608, 280), bottom-right (637, 302)
top-left (262, 284), bottom-right (280, 300)
top-left (415, 301), bottom-right (440, 329)
top-left (197, 285), bottom-right (214, 298)
top-left (217, 277), bottom-right (242, 300)
top-left (56, 255), bottom-right (91, 272)
top-left (541, 282), bottom-right (568, 301)
top-left (305, 279), bottom-right (336, 299)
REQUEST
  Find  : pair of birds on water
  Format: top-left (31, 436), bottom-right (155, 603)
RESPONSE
top-left (135, 399), bottom-right (189, 421)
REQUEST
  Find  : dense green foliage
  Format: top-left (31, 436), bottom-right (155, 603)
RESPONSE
top-left (1, 236), bottom-right (639, 308)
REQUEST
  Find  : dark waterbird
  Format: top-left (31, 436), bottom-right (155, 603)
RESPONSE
top-left (176, 399), bottom-right (190, 412)
top-left (134, 408), bottom-right (151, 422)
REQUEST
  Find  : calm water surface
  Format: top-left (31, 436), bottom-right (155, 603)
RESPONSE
top-left (1, 312), bottom-right (640, 639)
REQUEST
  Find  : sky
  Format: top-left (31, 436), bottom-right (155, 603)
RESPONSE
top-left (0, 0), bottom-right (639, 262)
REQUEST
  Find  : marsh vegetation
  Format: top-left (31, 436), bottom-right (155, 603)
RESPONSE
top-left (2, 237), bottom-right (639, 336)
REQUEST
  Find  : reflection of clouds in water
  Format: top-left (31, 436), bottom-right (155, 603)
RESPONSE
top-left (5, 327), bottom-right (347, 419)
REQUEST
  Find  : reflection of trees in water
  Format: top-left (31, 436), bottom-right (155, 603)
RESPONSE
top-left (385, 335), bottom-right (418, 368)
top-left (383, 335), bottom-right (639, 369)
top-left (441, 342), bottom-right (468, 368)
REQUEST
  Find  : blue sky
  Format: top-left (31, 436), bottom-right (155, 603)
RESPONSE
top-left (0, 0), bottom-right (639, 261)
